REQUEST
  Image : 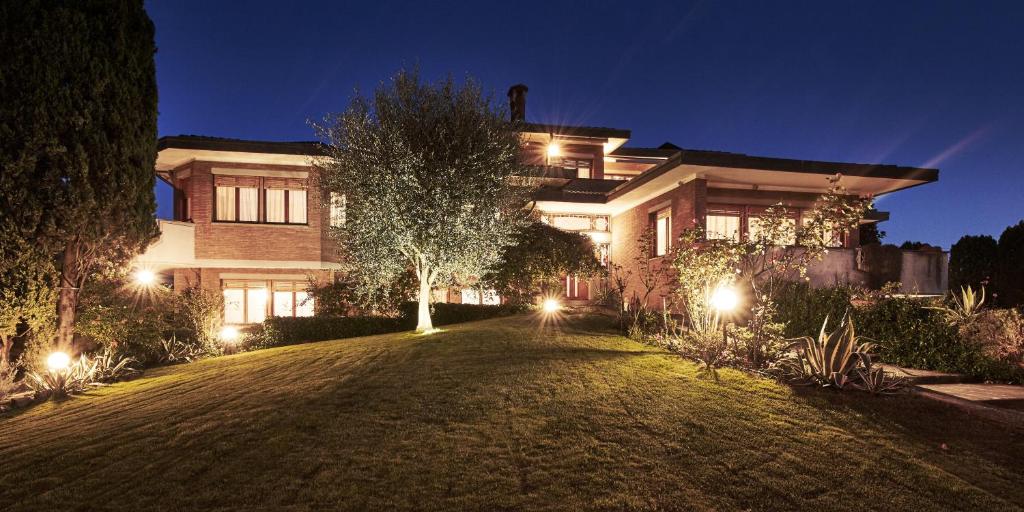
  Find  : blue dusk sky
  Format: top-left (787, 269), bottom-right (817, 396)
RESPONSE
top-left (147, 0), bottom-right (1024, 248)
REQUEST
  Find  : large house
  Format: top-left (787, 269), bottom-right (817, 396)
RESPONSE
top-left (136, 84), bottom-right (946, 324)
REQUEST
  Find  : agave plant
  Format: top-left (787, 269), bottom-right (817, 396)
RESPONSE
top-left (928, 285), bottom-right (985, 326)
top-left (90, 347), bottom-right (140, 383)
top-left (158, 336), bottom-right (206, 364)
top-left (27, 356), bottom-right (99, 398)
top-left (853, 352), bottom-right (906, 394)
top-left (781, 313), bottom-right (874, 389)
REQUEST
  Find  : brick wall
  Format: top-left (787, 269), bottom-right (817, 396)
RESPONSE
top-left (173, 161), bottom-right (339, 263)
top-left (172, 267), bottom-right (332, 292)
top-left (609, 179), bottom-right (706, 309)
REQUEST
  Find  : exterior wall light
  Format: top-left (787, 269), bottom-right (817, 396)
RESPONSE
top-left (547, 142), bottom-right (561, 158)
top-left (47, 351), bottom-right (71, 372)
top-left (543, 298), bottom-right (561, 313)
top-left (220, 326), bottom-right (240, 342)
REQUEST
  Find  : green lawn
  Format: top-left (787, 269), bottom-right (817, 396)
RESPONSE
top-left (1, 314), bottom-right (1022, 511)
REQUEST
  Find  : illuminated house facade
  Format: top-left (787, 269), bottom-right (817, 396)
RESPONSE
top-left (136, 84), bottom-right (945, 322)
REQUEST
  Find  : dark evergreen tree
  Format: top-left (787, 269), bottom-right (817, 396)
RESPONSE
top-left (858, 223), bottom-right (886, 245)
top-left (0, 1), bottom-right (159, 353)
top-left (995, 221), bottom-right (1024, 307)
top-left (948, 234), bottom-right (998, 293)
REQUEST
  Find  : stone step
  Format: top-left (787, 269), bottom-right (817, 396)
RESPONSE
top-left (879, 364), bottom-right (972, 385)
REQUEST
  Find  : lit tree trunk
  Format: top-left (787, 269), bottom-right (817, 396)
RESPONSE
top-left (55, 240), bottom-right (84, 353)
top-left (0, 336), bottom-right (12, 369)
top-left (416, 267), bottom-right (433, 332)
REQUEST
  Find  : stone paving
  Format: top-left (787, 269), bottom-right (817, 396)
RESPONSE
top-left (917, 383), bottom-right (1024, 411)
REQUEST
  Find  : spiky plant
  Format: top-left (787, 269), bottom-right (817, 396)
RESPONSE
top-left (928, 285), bottom-right (985, 326)
top-left (854, 352), bottom-right (906, 394)
top-left (782, 313), bottom-right (874, 389)
top-left (27, 356), bottom-right (99, 398)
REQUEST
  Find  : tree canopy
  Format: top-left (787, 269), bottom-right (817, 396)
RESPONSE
top-left (0, 0), bottom-right (159, 353)
top-left (316, 70), bottom-right (531, 331)
top-left (484, 220), bottom-right (603, 305)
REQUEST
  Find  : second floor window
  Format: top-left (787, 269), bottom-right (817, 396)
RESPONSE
top-left (265, 188), bottom-right (307, 224)
top-left (329, 192), bottom-right (346, 227)
top-left (560, 157), bottom-right (593, 179)
top-left (215, 185), bottom-right (259, 222)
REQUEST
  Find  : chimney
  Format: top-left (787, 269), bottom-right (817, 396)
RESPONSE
top-left (507, 84), bottom-right (528, 122)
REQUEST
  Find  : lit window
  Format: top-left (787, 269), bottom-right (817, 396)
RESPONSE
top-left (802, 217), bottom-right (843, 248)
top-left (654, 208), bottom-right (672, 256)
top-left (706, 214), bottom-right (740, 241)
top-left (271, 282), bottom-right (315, 317)
top-left (560, 158), bottom-right (593, 179)
top-left (265, 189), bottom-right (307, 224)
top-left (330, 192), bottom-right (346, 227)
top-left (215, 186), bottom-right (258, 222)
top-left (266, 189), bottom-right (286, 223)
top-left (288, 189), bottom-right (307, 224)
top-left (222, 284), bottom-right (268, 324)
top-left (215, 186), bottom-right (236, 221)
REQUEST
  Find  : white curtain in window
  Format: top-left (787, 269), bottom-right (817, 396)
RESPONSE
top-left (246, 288), bottom-right (267, 324)
top-left (238, 187), bottom-right (259, 222)
top-left (295, 292), bottom-right (314, 317)
top-left (288, 189), bottom-right (307, 224)
top-left (655, 211), bottom-right (671, 256)
top-left (706, 215), bottom-right (740, 241)
top-left (216, 187), bottom-right (235, 221)
top-left (273, 291), bottom-right (293, 317)
top-left (266, 189), bottom-right (285, 223)
top-left (223, 289), bottom-right (245, 324)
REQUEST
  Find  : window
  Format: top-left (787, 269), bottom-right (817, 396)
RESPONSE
top-left (560, 157), bottom-right (593, 179)
top-left (654, 207), bottom-right (672, 256)
top-left (215, 186), bottom-right (236, 221)
top-left (708, 212), bottom-right (741, 242)
top-left (222, 283), bottom-right (268, 324)
top-left (265, 188), bottom-right (307, 224)
top-left (330, 192), bottom-right (346, 227)
top-left (272, 282), bottom-right (314, 317)
top-left (461, 288), bottom-right (500, 305)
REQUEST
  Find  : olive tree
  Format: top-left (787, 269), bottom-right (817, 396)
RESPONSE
top-left (316, 71), bottom-right (531, 331)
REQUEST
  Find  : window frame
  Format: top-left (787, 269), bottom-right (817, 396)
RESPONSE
top-left (652, 207), bottom-right (672, 257)
top-left (212, 175), bottom-right (309, 226)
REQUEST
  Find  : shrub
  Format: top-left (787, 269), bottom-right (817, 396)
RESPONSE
top-left (397, 302), bottom-right (526, 327)
top-left (855, 295), bottom-right (1020, 382)
top-left (961, 308), bottom-right (1024, 368)
top-left (772, 281), bottom-right (856, 338)
top-left (0, 359), bottom-right (18, 400)
top-left (75, 278), bottom-right (169, 364)
top-left (158, 335), bottom-right (207, 364)
top-left (244, 316), bottom-right (407, 350)
top-left (27, 356), bottom-right (98, 398)
top-left (995, 220), bottom-right (1024, 307)
top-left (170, 287), bottom-right (224, 356)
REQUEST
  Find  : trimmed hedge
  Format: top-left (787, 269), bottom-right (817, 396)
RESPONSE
top-left (397, 302), bottom-right (528, 327)
top-left (245, 302), bottom-right (528, 350)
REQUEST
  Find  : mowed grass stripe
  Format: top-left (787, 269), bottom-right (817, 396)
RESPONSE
top-left (1, 314), bottom-right (1022, 511)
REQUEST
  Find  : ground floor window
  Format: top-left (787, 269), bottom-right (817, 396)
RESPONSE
top-left (461, 288), bottom-right (500, 305)
top-left (223, 279), bottom-right (314, 323)
top-left (653, 207), bottom-right (672, 256)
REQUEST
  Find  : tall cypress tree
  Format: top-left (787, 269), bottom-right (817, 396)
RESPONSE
top-left (0, 1), bottom-right (158, 354)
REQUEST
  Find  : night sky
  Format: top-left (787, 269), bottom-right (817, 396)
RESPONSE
top-left (147, 0), bottom-right (1024, 248)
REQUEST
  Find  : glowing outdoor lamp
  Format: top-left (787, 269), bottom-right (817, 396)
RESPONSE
top-left (134, 269), bottom-right (156, 286)
top-left (47, 351), bottom-right (71, 372)
top-left (542, 298), bottom-right (561, 314)
top-left (546, 142), bottom-right (561, 158)
top-left (219, 326), bottom-right (240, 343)
top-left (710, 286), bottom-right (739, 312)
